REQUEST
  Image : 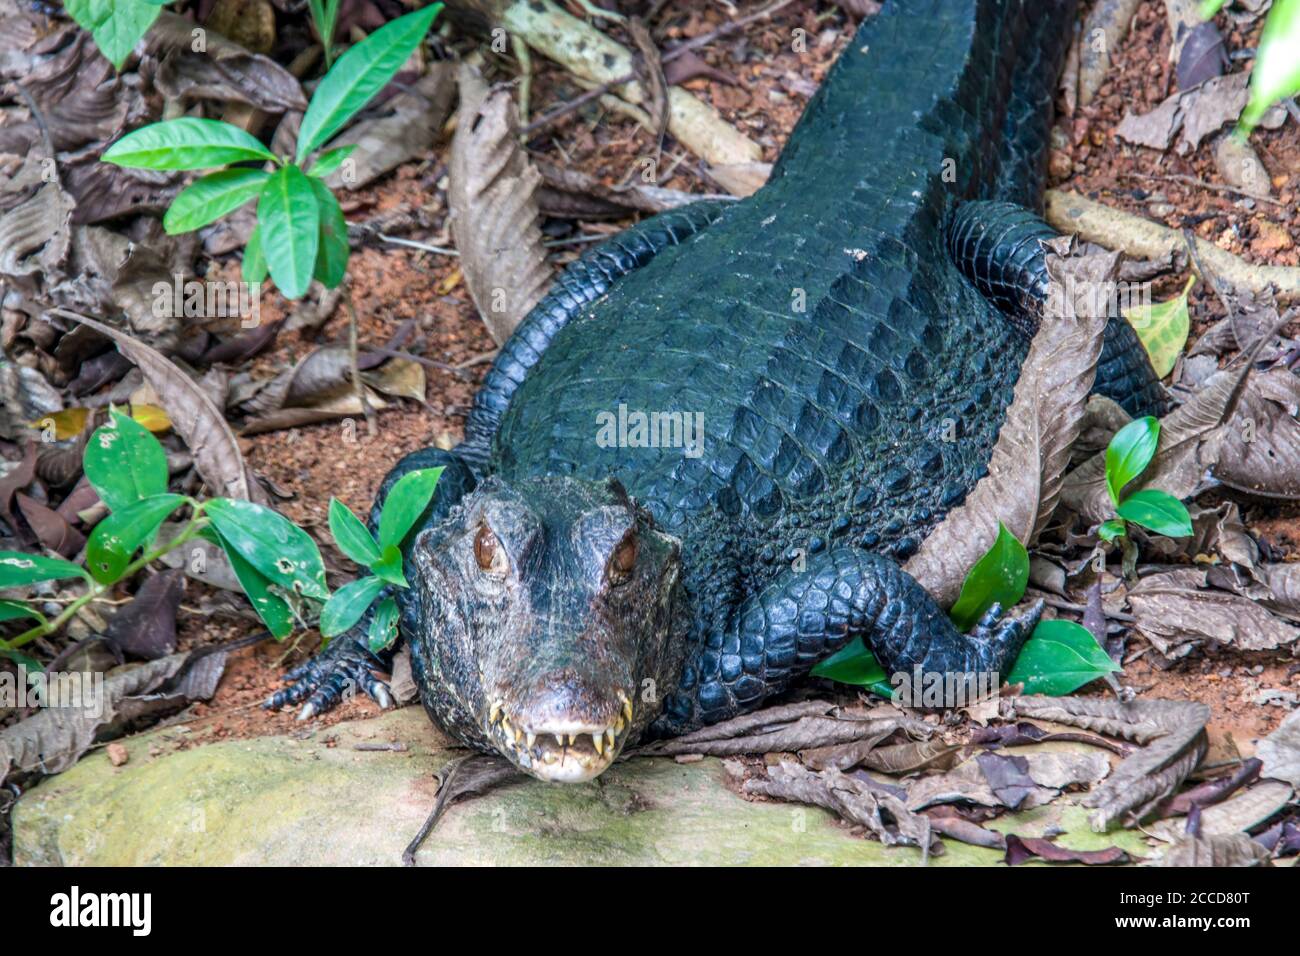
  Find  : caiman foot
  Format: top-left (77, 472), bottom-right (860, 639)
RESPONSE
top-left (264, 637), bottom-right (393, 720)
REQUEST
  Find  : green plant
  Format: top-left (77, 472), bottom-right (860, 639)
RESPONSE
top-left (309, 0), bottom-right (345, 69)
top-left (0, 410), bottom-right (441, 665)
top-left (65, 0), bottom-right (167, 70)
top-left (813, 523), bottom-right (1121, 698)
top-left (1202, 0), bottom-right (1300, 134)
top-left (102, 4), bottom-right (443, 300)
top-left (1097, 416), bottom-right (1194, 545)
top-left (0, 410), bottom-right (324, 662)
top-left (322, 467), bottom-right (444, 652)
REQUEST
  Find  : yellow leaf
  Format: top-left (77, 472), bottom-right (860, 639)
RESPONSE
top-left (436, 268), bottom-right (462, 295)
top-left (28, 407), bottom-right (89, 441)
top-left (130, 404), bottom-right (172, 433)
top-left (1123, 275), bottom-right (1194, 379)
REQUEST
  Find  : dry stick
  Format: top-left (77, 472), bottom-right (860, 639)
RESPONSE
top-left (342, 284), bottom-right (377, 436)
top-left (15, 83), bottom-right (57, 183)
top-left (1123, 170), bottom-right (1284, 208)
top-left (521, 0), bottom-right (796, 136)
top-left (1045, 190), bottom-right (1300, 300)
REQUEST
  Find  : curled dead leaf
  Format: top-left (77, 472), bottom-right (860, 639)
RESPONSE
top-left (447, 65), bottom-right (550, 345)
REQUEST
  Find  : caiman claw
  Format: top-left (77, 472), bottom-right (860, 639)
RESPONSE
top-left (265, 638), bottom-right (393, 720)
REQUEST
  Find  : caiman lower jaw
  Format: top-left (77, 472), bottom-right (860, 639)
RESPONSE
top-left (484, 690), bottom-right (635, 783)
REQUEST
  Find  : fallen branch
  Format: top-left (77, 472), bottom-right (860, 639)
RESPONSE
top-left (1045, 190), bottom-right (1300, 300)
top-left (461, 0), bottom-right (762, 166)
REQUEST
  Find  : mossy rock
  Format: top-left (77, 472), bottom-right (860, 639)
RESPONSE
top-left (12, 708), bottom-right (1145, 866)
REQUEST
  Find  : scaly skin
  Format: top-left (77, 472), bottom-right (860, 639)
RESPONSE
top-left (269, 0), bottom-right (1164, 782)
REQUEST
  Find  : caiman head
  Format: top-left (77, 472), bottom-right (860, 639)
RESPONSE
top-left (404, 475), bottom-right (686, 783)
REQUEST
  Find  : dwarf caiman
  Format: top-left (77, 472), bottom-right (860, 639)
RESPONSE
top-left (268, 0), bottom-right (1166, 782)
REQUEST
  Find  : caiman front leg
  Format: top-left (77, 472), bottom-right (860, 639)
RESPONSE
top-left (657, 549), bottom-right (1043, 735)
top-left (266, 448), bottom-right (477, 719)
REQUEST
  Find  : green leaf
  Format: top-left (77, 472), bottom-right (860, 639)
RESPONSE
top-left (257, 165), bottom-right (320, 300)
top-left (163, 168), bottom-right (270, 235)
top-left (0, 599), bottom-right (45, 625)
top-left (66, 0), bottom-right (160, 70)
top-left (0, 552), bottom-right (89, 588)
top-left (367, 596), bottom-right (400, 653)
top-left (948, 523), bottom-right (1030, 632)
top-left (328, 498), bottom-right (380, 566)
top-left (296, 4), bottom-right (443, 161)
top-left (243, 224), bottom-right (269, 286)
top-left (204, 528), bottom-right (295, 639)
top-left (371, 543), bottom-right (407, 588)
top-left (1098, 518), bottom-right (1127, 543)
top-left (310, 178), bottom-right (349, 288)
top-left (84, 409), bottom-right (169, 512)
top-left (0, 641), bottom-right (41, 671)
top-left (809, 637), bottom-right (895, 698)
top-left (1240, 0), bottom-right (1300, 133)
top-left (320, 575), bottom-right (386, 637)
top-left (307, 145), bottom-right (355, 179)
top-left (1199, 0), bottom-right (1228, 18)
top-left (103, 117), bottom-right (277, 170)
top-left (1117, 488), bottom-right (1194, 538)
top-left (1008, 619), bottom-right (1121, 696)
top-left (377, 466), bottom-right (444, 551)
top-left (1122, 275), bottom-right (1192, 379)
top-left (206, 498), bottom-right (329, 601)
top-left (85, 493), bottom-right (186, 584)
top-left (1105, 416), bottom-right (1160, 507)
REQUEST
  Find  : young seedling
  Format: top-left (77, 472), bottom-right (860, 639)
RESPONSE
top-left (322, 467), bottom-right (444, 652)
top-left (1202, 0), bottom-right (1300, 135)
top-left (0, 410), bottom-right (329, 663)
top-left (812, 523), bottom-right (1121, 699)
top-left (101, 5), bottom-right (443, 429)
top-left (1096, 416), bottom-right (1194, 549)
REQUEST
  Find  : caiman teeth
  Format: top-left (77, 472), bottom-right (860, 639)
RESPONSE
top-left (489, 700), bottom-right (502, 724)
top-left (619, 691), bottom-right (633, 723)
top-left (592, 732), bottom-right (605, 756)
top-left (567, 734), bottom-right (577, 746)
top-left (526, 731), bottom-right (536, 748)
top-left (605, 728), bottom-right (616, 751)
top-left (554, 734), bottom-right (565, 748)
top-left (501, 716), bottom-right (513, 739)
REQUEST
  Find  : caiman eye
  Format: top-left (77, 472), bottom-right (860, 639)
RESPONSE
top-left (474, 525), bottom-right (508, 575)
top-left (607, 533), bottom-right (637, 584)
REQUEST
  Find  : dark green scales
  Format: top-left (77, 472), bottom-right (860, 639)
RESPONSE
top-left (270, 0), bottom-right (1166, 782)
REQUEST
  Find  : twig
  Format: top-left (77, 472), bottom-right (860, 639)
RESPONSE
top-left (14, 83), bottom-right (57, 184)
top-left (1123, 171), bottom-right (1284, 207)
top-left (1027, 591), bottom-right (1137, 624)
top-left (342, 284), bottom-right (377, 436)
top-left (379, 234), bottom-right (458, 256)
top-left (521, 0), bottom-right (795, 136)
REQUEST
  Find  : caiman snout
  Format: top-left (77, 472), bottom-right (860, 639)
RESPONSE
top-left (483, 682), bottom-right (635, 782)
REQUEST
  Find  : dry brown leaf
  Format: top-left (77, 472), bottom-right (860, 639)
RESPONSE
top-left (1214, 366), bottom-right (1300, 499)
top-left (447, 65), bottom-right (550, 344)
top-left (1155, 832), bottom-right (1272, 866)
top-left (1128, 568), bottom-right (1300, 655)
top-left (907, 242), bottom-right (1111, 607)
top-left (1257, 708), bottom-right (1300, 788)
top-left (744, 761), bottom-right (937, 853)
top-left (0, 182), bottom-right (74, 278)
top-left (147, 12), bottom-right (307, 112)
top-left (0, 652), bottom-right (210, 785)
top-left (49, 309), bottom-right (265, 504)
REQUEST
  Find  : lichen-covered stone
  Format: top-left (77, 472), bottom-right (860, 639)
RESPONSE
top-left (13, 708), bottom-right (1147, 866)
